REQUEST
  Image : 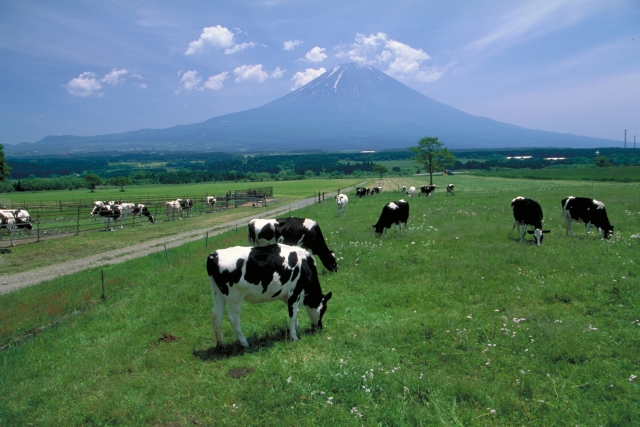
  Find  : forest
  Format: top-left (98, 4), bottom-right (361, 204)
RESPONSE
top-left (2, 147), bottom-right (638, 193)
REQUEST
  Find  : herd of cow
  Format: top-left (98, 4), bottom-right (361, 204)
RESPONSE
top-left (205, 184), bottom-right (617, 348)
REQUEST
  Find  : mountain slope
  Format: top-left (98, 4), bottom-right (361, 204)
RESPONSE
top-left (6, 63), bottom-right (618, 154)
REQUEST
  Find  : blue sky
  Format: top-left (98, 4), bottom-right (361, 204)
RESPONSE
top-left (1, 0), bottom-right (638, 146)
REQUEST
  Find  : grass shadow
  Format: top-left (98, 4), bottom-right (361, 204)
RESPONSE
top-left (194, 325), bottom-right (318, 361)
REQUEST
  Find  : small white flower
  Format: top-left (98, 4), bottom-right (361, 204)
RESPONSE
top-left (287, 376), bottom-right (291, 383)
top-left (630, 375), bottom-right (637, 382)
top-left (520, 370), bottom-right (526, 375)
top-left (467, 314), bottom-right (473, 319)
top-left (490, 409), bottom-right (496, 414)
top-left (327, 336), bottom-right (332, 341)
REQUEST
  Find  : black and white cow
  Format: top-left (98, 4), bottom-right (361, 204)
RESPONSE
top-left (446, 184), bottom-right (455, 196)
top-left (511, 197), bottom-right (550, 246)
top-left (177, 199), bottom-right (193, 217)
top-left (206, 244), bottom-right (332, 347)
top-left (205, 196), bottom-right (217, 212)
top-left (90, 201), bottom-right (116, 218)
top-left (248, 217), bottom-right (338, 272)
top-left (0, 210), bottom-right (16, 246)
top-left (336, 194), bottom-right (348, 216)
top-left (356, 187), bottom-right (367, 198)
top-left (419, 185), bottom-right (436, 197)
top-left (165, 200), bottom-right (183, 220)
top-left (132, 204), bottom-right (155, 224)
top-left (371, 186), bottom-right (382, 195)
top-left (94, 204), bottom-right (122, 231)
top-left (562, 196), bottom-right (614, 239)
top-left (365, 188), bottom-right (371, 195)
top-left (401, 186), bottom-right (407, 194)
top-left (372, 200), bottom-right (410, 237)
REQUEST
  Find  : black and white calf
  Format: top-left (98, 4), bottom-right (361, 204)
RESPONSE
top-left (511, 197), bottom-right (550, 246)
top-left (419, 185), bottom-right (436, 197)
top-left (446, 184), bottom-right (455, 196)
top-left (336, 194), bottom-right (348, 216)
top-left (372, 200), bottom-right (410, 237)
top-left (1, 209), bottom-right (34, 246)
top-left (401, 186), bottom-right (407, 194)
top-left (371, 186), bottom-right (382, 195)
top-left (562, 196), bottom-right (614, 239)
top-left (206, 244), bottom-right (332, 347)
top-left (356, 187), bottom-right (367, 198)
top-left (177, 199), bottom-right (193, 217)
top-left (205, 196), bottom-right (217, 212)
top-left (132, 204), bottom-right (155, 224)
top-left (248, 217), bottom-right (338, 272)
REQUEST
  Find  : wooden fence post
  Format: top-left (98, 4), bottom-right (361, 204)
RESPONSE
top-left (36, 212), bottom-right (40, 242)
top-left (205, 231), bottom-right (209, 248)
top-left (164, 244), bottom-right (170, 267)
top-left (101, 269), bottom-right (105, 300)
top-left (76, 207), bottom-right (80, 235)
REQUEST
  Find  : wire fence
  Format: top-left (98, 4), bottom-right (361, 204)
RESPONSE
top-left (0, 187), bottom-right (273, 247)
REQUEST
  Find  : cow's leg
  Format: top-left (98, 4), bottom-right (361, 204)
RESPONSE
top-left (585, 222), bottom-right (591, 237)
top-left (288, 300), bottom-right (300, 342)
top-left (226, 300), bottom-right (248, 347)
top-left (564, 215), bottom-right (573, 237)
top-left (9, 228), bottom-right (15, 247)
top-left (210, 281), bottom-right (226, 347)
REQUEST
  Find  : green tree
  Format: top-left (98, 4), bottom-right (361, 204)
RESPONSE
top-left (373, 164), bottom-right (388, 179)
top-left (84, 174), bottom-right (102, 192)
top-left (0, 144), bottom-right (12, 181)
top-left (110, 176), bottom-right (133, 192)
top-left (409, 136), bottom-right (456, 185)
top-left (594, 156), bottom-right (611, 167)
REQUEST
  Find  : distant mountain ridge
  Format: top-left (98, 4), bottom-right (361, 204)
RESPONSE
top-left (6, 63), bottom-right (618, 155)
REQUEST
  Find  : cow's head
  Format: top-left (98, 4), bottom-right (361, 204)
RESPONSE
top-left (306, 292), bottom-right (332, 329)
top-left (602, 226), bottom-right (614, 239)
top-left (326, 251), bottom-right (338, 272)
top-left (372, 224), bottom-right (384, 238)
top-left (527, 229), bottom-right (551, 245)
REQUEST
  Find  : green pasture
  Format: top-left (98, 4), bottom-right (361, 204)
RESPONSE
top-left (482, 165), bottom-right (640, 182)
top-left (0, 179), bottom-right (361, 275)
top-left (1, 175), bottom-right (639, 426)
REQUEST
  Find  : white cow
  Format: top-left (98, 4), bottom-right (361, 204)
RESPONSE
top-left (407, 186), bottom-right (416, 198)
top-left (165, 200), bottom-right (183, 220)
top-left (335, 194), bottom-right (348, 216)
top-left (205, 196), bottom-right (217, 212)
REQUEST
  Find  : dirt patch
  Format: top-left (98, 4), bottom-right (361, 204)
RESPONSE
top-left (227, 367), bottom-right (254, 378)
top-left (158, 333), bottom-right (179, 343)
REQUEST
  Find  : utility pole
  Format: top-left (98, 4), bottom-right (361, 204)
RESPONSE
top-left (635, 135), bottom-right (637, 149)
top-left (624, 129), bottom-right (627, 148)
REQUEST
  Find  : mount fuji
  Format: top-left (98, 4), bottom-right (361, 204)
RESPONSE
top-left (7, 63), bottom-right (618, 154)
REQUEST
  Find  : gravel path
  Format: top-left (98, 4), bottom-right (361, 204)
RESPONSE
top-left (0, 184), bottom-right (363, 295)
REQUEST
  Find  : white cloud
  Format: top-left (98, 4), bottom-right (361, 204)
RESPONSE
top-left (65, 72), bottom-right (103, 97)
top-left (100, 68), bottom-right (129, 86)
top-left (290, 67), bottom-right (326, 90)
top-left (271, 67), bottom-right (285, 79)
top-left (185, 25), bottom-right (235, 55)
top-left (283, 40), bottom-right (303, 51)
top-left (224, 42), bottom-right (258, 55)
top-left (304, 46), bottom-right (327, 62)
top-left (234, 64), bottom-right (269, 83)
top-left (177, 70), bottom-right (203, 92)
top-left (134, 82), bottom-right (147, 89)
top-left (204, 72), bottom-right (229, 90)
top-left (338, 32), bottom-right (442, 82)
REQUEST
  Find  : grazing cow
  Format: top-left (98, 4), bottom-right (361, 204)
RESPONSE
top-left (511, 197), bottom-right (550, 246)
top-left (365, 188), bottom-right (371, 196)
top-left (177, 199), bottom-right (193, 217)
top-left (407, 186), bottom-right (416, 198)
top-left (165, 200), bottom-right (183, 220)
top-left (132, 204), bottom-right (155, 224)
top-left (335, 194), bottom-right (348, 216)
top-left (95, 204), bottom-right (122, 231)
top-left (205, 196), bottom-right (217, 212)
top-left (248, 217), bottom-right (338, 272)
top-left (372, 200), bottom-right (410, 237)
top-left (371, 186), bottom-right (381, 195)
top-left (356, 187), bottom-right (367, 198)
top-left (206, 244), bottom-right (332, 347)
top-left (90, 201), bottom-right (116, 218)
top-left (401, 186), bottom-right (407, 194)
top-left (0, 210), bottom-right (16, 246)
top-left (13, 209), bottom-right (33, 231)
top-left (562, 196), bottom-right (614, 239)
top-left (447, 184), bottom-right (455, 196)
top-left (419, 185), bottom-right (436, 197)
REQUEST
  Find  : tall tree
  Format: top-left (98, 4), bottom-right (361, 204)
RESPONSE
top-left (372, 164), bottom-right (388, 179)
top-left (409, 136), bottom-right (455, 185)
top-left (0, 144), bottom-right (12, 181)
top-left (110, 176), bottom-right (133, 192)
top-left (84, 174), bottom-right (102, 192)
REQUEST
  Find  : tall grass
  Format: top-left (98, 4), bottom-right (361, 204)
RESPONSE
top-left (1, 175), bottom-right (638, 426)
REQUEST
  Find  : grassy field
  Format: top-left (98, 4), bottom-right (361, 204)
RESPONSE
top-left (482, 165), bottom-right (640, 182)
top-left (0, 179), bottom-right (362, 275)
top-left (1, 175), bottom-right (639, 426)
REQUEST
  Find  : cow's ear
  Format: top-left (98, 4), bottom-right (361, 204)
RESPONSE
top-left (371, 225), bottom-right (375, 228)
top-left (324, 292), bottom-right (332, 302)
top-left (543, 230), bottom-right (551, 233)
top-left (527, 230), bottom-right (534, 234)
